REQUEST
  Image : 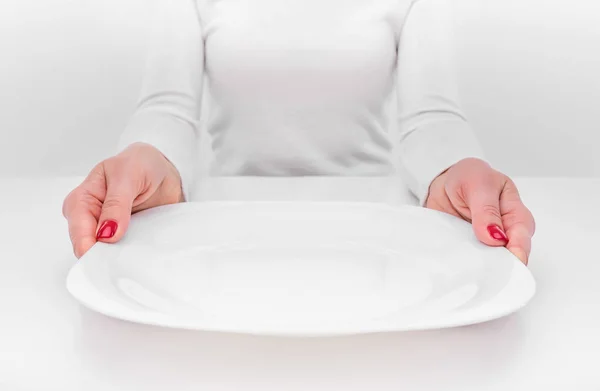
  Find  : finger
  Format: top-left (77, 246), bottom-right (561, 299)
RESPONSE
top-left (426, 196), bottom-right (463, 219)
top-left (68, 206), bottom-right (99, 258)
top-left (63, 187), bottom-right (103, 258)
top-left (505, 223), bottom-right (532, 265)
top-left (500, 181), bottom-right (535, 264)
top-left (465, 178), bottom-right (508, 247)
top-left (96, 165), bottom-right (140, 244)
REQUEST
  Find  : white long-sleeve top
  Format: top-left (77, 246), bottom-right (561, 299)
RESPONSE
top-left (117, 0), bottom-right (485, 204)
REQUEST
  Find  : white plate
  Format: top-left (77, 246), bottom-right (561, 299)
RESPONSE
top-left (67, 202), bottom-right (535, 336)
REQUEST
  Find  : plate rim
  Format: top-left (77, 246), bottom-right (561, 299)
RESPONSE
top-left (67, 201), bottom-right (536, 336)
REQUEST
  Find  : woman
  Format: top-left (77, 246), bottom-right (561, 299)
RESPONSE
top-left (63, 0), bottom-right (535, 263)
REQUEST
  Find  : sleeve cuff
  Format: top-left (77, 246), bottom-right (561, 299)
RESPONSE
top-left (117, 110), bottom-right (198, 202)
top-left (397, 117), bottom-right (487, 206)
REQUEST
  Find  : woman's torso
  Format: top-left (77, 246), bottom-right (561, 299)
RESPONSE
top-left (196, 0), bottom-right (414, 175)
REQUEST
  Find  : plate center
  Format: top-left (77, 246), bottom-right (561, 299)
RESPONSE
top-left (117, 243), bottom-right (433, 325)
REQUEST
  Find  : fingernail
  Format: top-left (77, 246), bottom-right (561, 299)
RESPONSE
top-left (487, 224), bottom-right (508, 242)
top-left (96, 220), bottom-right (118, 240)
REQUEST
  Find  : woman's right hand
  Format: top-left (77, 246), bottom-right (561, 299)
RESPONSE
top-left (62, 142), bottom-right (184, 258)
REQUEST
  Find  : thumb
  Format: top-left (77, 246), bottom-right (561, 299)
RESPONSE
top-left (466, 181), bottom-right (508, 247)
top-left (96, 172), bottom-right (138, 243)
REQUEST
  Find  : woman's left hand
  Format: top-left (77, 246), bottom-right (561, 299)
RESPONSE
top-left (425, 158), bottom-right (536, 265)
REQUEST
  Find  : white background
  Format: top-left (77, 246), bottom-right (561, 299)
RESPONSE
top-left (0, 0), bottom-right (599, 177)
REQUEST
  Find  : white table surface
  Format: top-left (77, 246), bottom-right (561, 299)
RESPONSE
top-left (1, 176), bottom-right (599, 391)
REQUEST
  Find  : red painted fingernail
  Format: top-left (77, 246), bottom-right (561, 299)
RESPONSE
top-left (96, 220), bottom-right (118, 240)
top-left (487, 224), bottom-right (508, 242)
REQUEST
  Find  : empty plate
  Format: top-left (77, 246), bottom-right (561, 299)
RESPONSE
top-left (66, 202), bottom-right (535, 336)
